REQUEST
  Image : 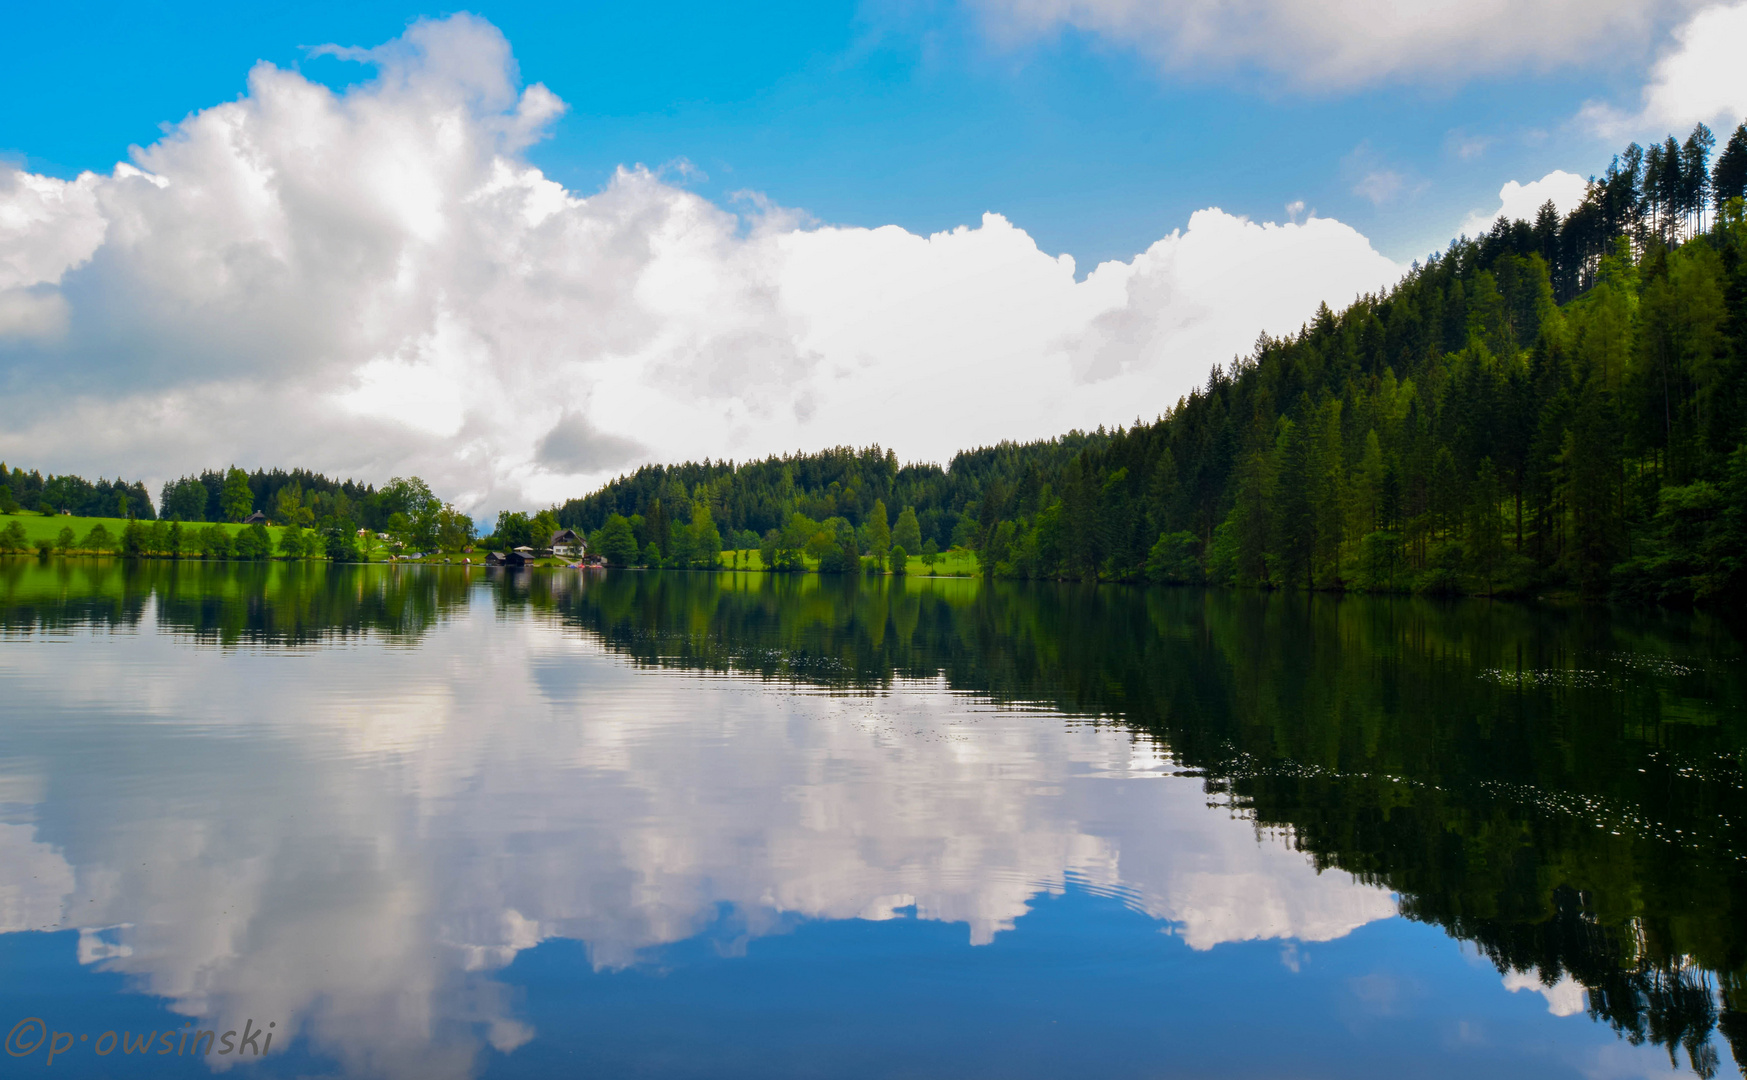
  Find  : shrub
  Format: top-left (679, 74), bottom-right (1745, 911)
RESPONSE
top-left (199, 524), bottom-right (233, 559)
top-left (234, 523), bottom-right (272, 560)
top-left (278, 526), bottom-right (307, 559)
top-left (121, 520), bottom-right (148, 557)
top-left (1144, 531), bottom-right (1202, 584)
top-left (325, 528), bottom-right (362, 562)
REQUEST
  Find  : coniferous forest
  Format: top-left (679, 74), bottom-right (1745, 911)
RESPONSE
top-left (563, 121), bottom-right (1747, 604)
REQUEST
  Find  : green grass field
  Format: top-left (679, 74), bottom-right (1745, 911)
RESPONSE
top-left (716, 547), bottom-right (978, 576)
top-left (0, 512), bottom-right (289, 552)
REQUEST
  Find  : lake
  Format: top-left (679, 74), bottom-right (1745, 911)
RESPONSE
top-left (0, 560), bottom-right (1742, 1079)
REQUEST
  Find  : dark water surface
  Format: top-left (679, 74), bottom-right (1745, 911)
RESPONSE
top-left (1, 561), bottom-right (1743, 1079)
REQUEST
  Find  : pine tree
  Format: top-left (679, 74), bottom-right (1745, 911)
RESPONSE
top-left (1237, 451), bottom-right (1274, 587)
top-left (1713, 123), bottom-right (1747, 208)
top-left (1561, 368), bottom-right (1623, 596)
top-left (1468, 458), bottom-right (1505, 593)
top-left (1682, 123), bottom-right (1715, 233)
top-left (221, 467), bottom-right (253, 522)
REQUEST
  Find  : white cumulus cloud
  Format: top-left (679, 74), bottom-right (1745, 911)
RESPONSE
top-left (1579, 1), bottom-right (1747, 137)
top-left (0, 14), bottom-right (1405, 516)
top-left (969, 0), bottom-right (1691, 91)
top-left (1502, 969), bottom-right (1588, 1016)
top-left (1455, 169), bottom-right (1592, 240)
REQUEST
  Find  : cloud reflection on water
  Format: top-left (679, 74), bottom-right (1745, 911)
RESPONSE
top-left (0, 593), bottom-right (1396, 1075)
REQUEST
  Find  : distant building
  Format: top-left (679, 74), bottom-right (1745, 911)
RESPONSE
top-left (549, 529), bottom-right (584, 558)
top-left (242, 511), bottom-right (268, 524)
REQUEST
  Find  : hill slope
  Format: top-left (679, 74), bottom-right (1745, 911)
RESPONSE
top-left (566, 123), bottom-right (1747, 602)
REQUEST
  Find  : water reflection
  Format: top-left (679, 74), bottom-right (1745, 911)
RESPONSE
top-left (0, 561), bottom-right (1741, 1077)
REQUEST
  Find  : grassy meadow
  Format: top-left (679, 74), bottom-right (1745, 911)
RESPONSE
top-left (715, 547), bottom-right (978, 576)
top-left (0, 512), bottom-right (289, 552)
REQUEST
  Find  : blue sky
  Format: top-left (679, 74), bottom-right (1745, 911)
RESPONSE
top-left (0, 1), bottom-right (1682, 268)
top-left (2, 2), bottom-right (1743, 509)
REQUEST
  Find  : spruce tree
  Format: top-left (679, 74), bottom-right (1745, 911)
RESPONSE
top-left (867, 499), bottom-right (891, 562)
top-left (221, 467), bottom-right (253, 522)
top-left (1713, 123), bottom-right (1747, 208)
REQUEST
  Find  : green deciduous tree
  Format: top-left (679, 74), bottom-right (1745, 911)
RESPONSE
top-left (1145, 531), bottom-right (1201, 584)
top-left (866, 499), bottom-right (890, 563)
top-left (893, 506), bottom-right (921, 556)
top-left (278, 526), bottom-right (308, 559)
top-left (0, 520), bottom-right (27, 553)
top-left (686, 501), bottom-right (722, 568)
top-left (122, 520), bottom-right (147, 559)
top-left (234, 523), bottom-right (272, 561)
top-left (596, 514), bottom-right (638, 566)
top-left (198, 524), bottom-right (232, 559)
top-left (493, 511), bottom-right (532, 550)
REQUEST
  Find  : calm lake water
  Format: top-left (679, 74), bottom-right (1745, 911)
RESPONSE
top-left (0, 561), bottom-right (1742, 1079)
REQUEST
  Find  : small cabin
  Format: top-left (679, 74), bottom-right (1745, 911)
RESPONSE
top-left (549, 529), bottom-right (584, 558)
top-left (242, 511), bottom-right (268, 525)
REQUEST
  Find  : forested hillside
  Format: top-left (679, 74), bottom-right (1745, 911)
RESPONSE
top-left (158, 467), bottom-right (387, 529)
top-left (0, 464), bottom-right (156, 520)
top-left (556, 436), bottom-right (1108, 563)
top-left (566, 121), bottom-right (1747, 603)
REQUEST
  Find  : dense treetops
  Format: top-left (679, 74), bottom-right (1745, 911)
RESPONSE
top-left (0, 464), bottom-right (155, 520)
top-left (558, 436), bottom-right (1110, 569)
top-left (563, 119), bottom-right (1747, 603)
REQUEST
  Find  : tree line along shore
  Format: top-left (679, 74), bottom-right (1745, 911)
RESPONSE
top-left (560, 121), bottom-right (1747, 604)
top-left (7, 122), bottom-right (1747, 600)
